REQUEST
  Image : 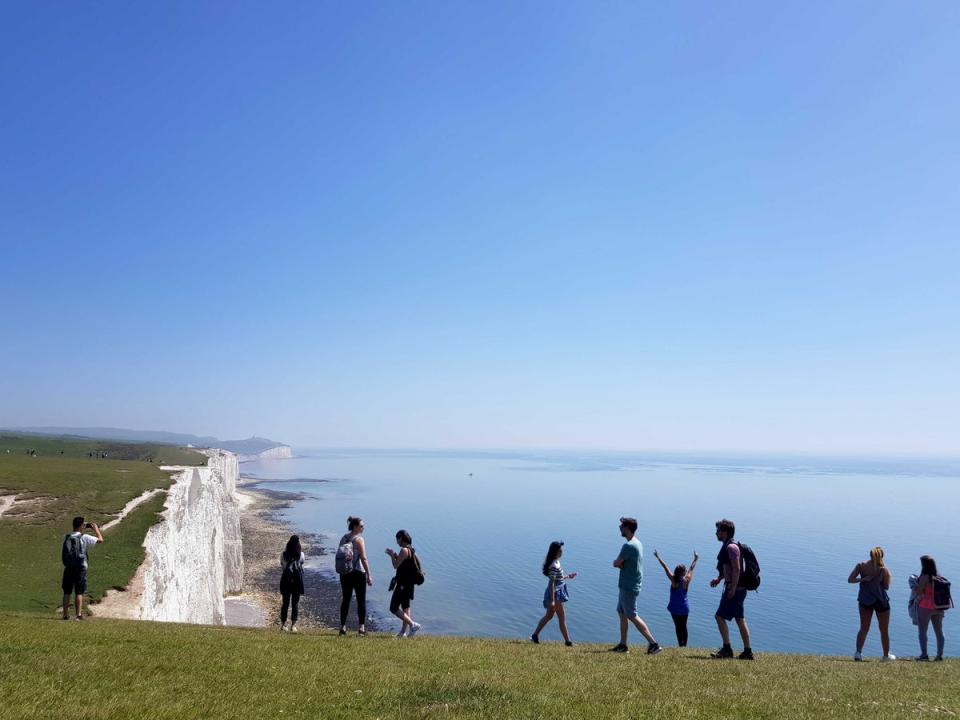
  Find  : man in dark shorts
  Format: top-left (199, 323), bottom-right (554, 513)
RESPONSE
top-left (709, 518), bottom-right (752, 659)
top-left (62, 516), bottom-right (103, 620)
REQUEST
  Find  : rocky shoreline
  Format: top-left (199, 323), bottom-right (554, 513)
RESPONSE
top-left (236, 482), bottom-right (380, 632)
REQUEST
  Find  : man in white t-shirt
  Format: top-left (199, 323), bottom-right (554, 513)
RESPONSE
top-left (61, 516), bottom-right (103, 620)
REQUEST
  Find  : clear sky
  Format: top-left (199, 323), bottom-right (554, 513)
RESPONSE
top-left (2, 3), bottom-right (958, 455)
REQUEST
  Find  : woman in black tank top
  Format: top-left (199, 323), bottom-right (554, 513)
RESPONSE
top-left (386, 529), bottom-right (422, 637)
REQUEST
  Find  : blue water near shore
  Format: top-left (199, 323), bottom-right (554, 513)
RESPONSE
top-left (243, 450), bottom-right (960, 656)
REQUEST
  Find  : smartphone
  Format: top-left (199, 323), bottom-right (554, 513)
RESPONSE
top-left (84, 523), bottom-right (92, 529)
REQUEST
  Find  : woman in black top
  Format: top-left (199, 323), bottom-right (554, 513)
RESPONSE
top-left (280, 534), bottom-right (305, 632)
top-left (385, 529), bottom-right (422, 637)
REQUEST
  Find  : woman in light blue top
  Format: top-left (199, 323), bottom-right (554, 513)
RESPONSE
top-left (531, 541), bottom-right (577, 646)
top-left (654, 548), bottom-right (698, 647)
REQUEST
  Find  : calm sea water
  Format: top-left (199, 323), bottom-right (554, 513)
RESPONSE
top-left (242, 450), bottom-right (960, 656)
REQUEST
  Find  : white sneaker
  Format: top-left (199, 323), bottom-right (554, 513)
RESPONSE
top-left (882, 653), bottom-right (896, 662)
top-left (853, 651), bottom-right (862, 662)
top-left (291, 625), bottom-right (298, 634)
top-left (408, 623), bottom-right (422, 637)
top-left (281, 624), bottom-right (289, 632)
top-left (396, 631), bottom-right (408, 638)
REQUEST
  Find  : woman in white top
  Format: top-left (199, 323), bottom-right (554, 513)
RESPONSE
top-left (530, 540), bottom-right (577, 646)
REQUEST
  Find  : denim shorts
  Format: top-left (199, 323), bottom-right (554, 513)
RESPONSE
top-left (617, 588), bottom-right (639, 617)
top-left (716, 587), bottom-right (747, 621)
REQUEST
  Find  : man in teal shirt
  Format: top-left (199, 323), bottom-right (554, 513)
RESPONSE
top-left (611, 516), bottom-right (662, 654)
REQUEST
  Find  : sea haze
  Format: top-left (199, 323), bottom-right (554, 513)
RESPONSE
top-left (242, 450), bottom-right (960, 656)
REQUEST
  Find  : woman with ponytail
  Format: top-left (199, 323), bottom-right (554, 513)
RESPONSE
top-left (848, 546), bottom-right (894, 661)
top-left (653, 548), bottom-right (698, 647)
top-left (338, 516), bottom-right (373, 636)
top-left (530, 541), bottom-right (577, 646)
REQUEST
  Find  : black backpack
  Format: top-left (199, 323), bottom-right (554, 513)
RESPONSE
top-left (61, 534), bottom-right (86, 569)
top-left (933, 577), bottom-right (953, 610)
top-left (736, 542), bottom-right (761, 591)
top-left (412, 550), bottom-right (426, 586)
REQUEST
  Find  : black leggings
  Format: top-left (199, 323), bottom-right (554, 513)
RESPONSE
top-left (671, 613), bottom-right (689, 647)
top-left (280, 590), bottom-right (300, 624)
top-left (339, 571), bottom-right (367, 627)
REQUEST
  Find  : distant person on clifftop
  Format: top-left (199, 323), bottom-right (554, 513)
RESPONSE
top-left (610, 517), bottom-right (662, 655)
top-left (385, 529), bottom-right (423, 638)
top-left (61, 516), bottom-right (103, 620)
top-left (531, 540), bottom-right (577, 646)
top-left (336, 516), bottom-right (373, 636)
top-left (653, 548), bottom-right (698, 647)
top-left (710, 518), bottom-right (754, 660)
top-left (279, 535), bottom-right (305, 633)
top-left (848, 546), bottom-right (895, 661)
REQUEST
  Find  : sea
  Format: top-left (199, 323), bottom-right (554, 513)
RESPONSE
top-left (241, 449), bottom-right (960, 657)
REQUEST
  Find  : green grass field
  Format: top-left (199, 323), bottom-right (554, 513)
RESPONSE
top-left (0, 613), bottom-right (956, 720)
top-left (0, 434), bottom-right (203, 612)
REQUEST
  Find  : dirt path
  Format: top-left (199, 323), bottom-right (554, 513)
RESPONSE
top-left (0, 495), bottom-right (15, 519)
top-left (100, 488), bottom-right (166, 531)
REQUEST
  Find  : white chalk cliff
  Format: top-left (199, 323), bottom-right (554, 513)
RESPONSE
top-left (238, 444), bottom-right (293, 462)
top-left (138, 449), bottom-right (244, 624)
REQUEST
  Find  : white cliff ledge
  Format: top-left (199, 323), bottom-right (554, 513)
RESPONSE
top-left (132, 449), bottom-right (244, 625)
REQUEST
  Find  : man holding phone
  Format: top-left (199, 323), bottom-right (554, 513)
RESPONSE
top-left (61, 516), bottom-right (103, 620)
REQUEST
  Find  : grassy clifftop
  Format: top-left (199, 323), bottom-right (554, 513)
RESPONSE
top-left (0, 434), bottom-right (204, 612)
top-left (1, 614), bottom-right (957, 720)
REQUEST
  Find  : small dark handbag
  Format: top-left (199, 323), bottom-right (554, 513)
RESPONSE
top-left (388, 576), bottom-right (398, 592)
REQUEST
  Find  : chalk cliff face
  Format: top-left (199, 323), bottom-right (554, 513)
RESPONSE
top-left (139, 449), bottom-right (243, 624)
top-left (238, 445), bottom-right (293, 462)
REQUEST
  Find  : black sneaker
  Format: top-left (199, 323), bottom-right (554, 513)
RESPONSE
top-left (565, 641), bottom-right (574, 647)
top-left (711, 646), bottom-right (734, 659)
top-left (609, 643), bottom-right (629, 653)
top-left (647, 642), bottom-right (663, 655)
top-left (338, 627), bottom-right (347, 636)
top-left (915, 655), bottom-right (930, 662)
top-left (738, 649), bottom-right (754, 660)
top-left (530, 634), bottom-right (539, 644)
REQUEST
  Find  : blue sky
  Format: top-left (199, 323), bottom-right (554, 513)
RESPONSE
top-left (2, 3), bottom-right (958, 454)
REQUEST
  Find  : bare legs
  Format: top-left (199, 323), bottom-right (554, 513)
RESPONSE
top-left (62, 594), bottom-right (82, 619)
top-left (877, 609), bottom-right (891, 656)
top-left (393, 606), bottom-right (416, 635)
top-left (856, 606), bottom-right (890, 655)
top-left (620, 612), bottom-right (656, 645)
top-left (533, 604), bottom-right (571, 644)
top-left (716, 615), bottom-right (750, 648)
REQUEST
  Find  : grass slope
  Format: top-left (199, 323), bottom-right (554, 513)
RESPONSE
top-left (0, 434), bottom-right (203, 612)
top-left (0, 615), bottom-right (957, 720)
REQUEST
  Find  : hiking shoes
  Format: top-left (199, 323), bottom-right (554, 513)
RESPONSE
top-left (530, 634), bottom-right (540, 644)
top-left (610, 643), bottom-right (629, 653)
top-left (853, 651), bottom-right (863, 662)
top-left (711, 646), bottom-right (734, 659)
top-left (647, 642), bottom-right (663, 656)
top-left (409, 623), bottom-right (422, 637)
top-left (738, 649), bottom-right (754, 660)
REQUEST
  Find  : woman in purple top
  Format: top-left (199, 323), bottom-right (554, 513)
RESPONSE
top-left (654, 549), bottom-right (698, 647)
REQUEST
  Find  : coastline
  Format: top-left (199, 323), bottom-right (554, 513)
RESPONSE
top-left (236, 480), bottom-right (380, 631)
